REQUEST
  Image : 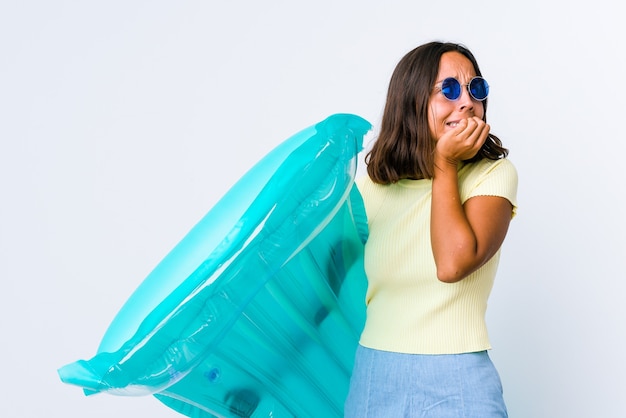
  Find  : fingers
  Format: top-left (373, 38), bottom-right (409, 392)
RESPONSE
top-left (461, 117), bottom-right (489, 148)
top-left (436, 117), bottom-right (490, 163)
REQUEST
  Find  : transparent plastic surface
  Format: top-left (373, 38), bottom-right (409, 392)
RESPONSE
top-left (58, 114), bottom-right (371, 417)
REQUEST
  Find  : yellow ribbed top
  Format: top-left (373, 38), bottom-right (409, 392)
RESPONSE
top-left (357, 158), bottom-right (518, 354)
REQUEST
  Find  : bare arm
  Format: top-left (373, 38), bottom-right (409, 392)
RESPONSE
top-left (431, 117), bottom-right (513, 283)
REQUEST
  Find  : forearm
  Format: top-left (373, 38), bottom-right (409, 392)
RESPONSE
top-left (430, 158), bottom-right (478, 283)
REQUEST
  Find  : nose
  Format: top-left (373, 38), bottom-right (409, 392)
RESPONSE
top-left (458, 86), bottom-right (474, 110)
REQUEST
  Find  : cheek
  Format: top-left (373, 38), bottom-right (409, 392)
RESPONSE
top-left (477, 102), bottom-right (485, 119)
top-left (428, 102), bottom-right (449, 139)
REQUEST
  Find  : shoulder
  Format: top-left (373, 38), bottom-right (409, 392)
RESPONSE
top-left (355, 175), bottom-right (393, 221)
top-left (459, 158), bottom-right (518, 188)
top-left (356, 175), bottom-right (383, 195)
top-left (459, 158), bottom-right (519, 213)
top-left (487, 157), bottom-right (517, 179)
top-left (467, 158), bottom-right (516, 172)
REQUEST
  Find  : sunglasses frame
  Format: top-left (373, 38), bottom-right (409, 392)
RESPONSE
top-left (439, 76), bottom-right (489, 102)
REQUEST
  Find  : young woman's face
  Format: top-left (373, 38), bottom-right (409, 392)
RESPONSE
top-left (428, 51), bottom-right (485, 141)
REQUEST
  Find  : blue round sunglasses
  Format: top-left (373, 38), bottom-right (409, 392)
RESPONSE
top-left (439, 76), bottom-right (489, 101)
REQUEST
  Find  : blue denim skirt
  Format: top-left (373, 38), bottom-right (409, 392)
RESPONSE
top-left (344, 345), bottom-right (508, 417)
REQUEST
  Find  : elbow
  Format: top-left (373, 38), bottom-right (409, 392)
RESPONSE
top-left (433, 249), bottom-right (485, 283)
top-left (436, 268), bottom-right (466, 283)
top-left (435, 259), bottom-right (475, 283)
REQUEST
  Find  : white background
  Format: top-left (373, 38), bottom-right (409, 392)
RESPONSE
top-left (1, 1), bottom-right (625, 417)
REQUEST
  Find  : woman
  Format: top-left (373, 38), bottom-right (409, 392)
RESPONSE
top-left (344, 41), bottom-right (518, 417)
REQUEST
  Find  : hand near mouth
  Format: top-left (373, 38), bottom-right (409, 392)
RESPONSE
top-left (435, 116), bottom-right (490, 167)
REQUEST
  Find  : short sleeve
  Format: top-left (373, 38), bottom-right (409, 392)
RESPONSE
top-left (459, 158), bottom-right (519, 217)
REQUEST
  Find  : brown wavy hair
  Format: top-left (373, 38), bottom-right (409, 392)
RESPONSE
top-left (366, 41), bottom-right (508, 184)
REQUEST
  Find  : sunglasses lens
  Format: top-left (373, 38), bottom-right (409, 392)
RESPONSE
top-left (469, 77), bottom-right (489, 101)
top-left (441, 78), bottom-right (461, 100)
